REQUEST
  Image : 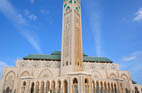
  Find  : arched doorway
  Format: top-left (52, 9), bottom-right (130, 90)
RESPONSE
top-left (64, 80), bottom-right (68, 93)
top-left (46, 81), bottom-right (50, 93)
top-left (104, 82), bottom-right (107, 93)
top-left (92, 81), bottom-right (95, 93)
top-left (57, 80), bottom-right (61, 93)
top-left (41, 81), bottom-right (44, 93)
top-left (111, 83), bottom-right (113, 93)
top-left (114, 84), bottom-right (117, 93)
top-left (120, 83), bottom-right (123, 93)
top-left (96, 81), bottom-right (99, 93)
top-left (135, 87), bottom-right (139, 93)
top-left (35, 81), bottom-right (39, 93)
top-left (85, 78), bottom-right (89, 93)
top-left (6, 87), bottom-right (10, 93)
top-left (100, 82), bottom-right (103, 93)
top-left (21, 81), bottom-right (26, 93)
top-left (108, 83), bottom-right (110, 93)
top-left (31, 82), bottom-right (34, 93)
top-left (125, 88), bottom-right (129, 93)
top-left (52, 81), bottom-right (55, 93)
top-left (73, 78), bottom-right (78, 93)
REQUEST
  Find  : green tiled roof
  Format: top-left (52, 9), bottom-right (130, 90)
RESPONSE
top-left (24, 51), bottom-right (112, 63)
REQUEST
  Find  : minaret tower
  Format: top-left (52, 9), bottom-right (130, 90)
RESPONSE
top-left (61, 0), bottom-right (83, 75)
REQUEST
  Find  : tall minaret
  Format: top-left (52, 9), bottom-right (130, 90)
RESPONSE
top-left (61, 0), bottom-right (83, 75)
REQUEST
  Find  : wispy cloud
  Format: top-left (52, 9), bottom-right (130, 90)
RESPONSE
top-left (122, 56), bottom-right (137, 61)
top-left (120, 51), bottom-right (142, 84)
top-left (0, 0), bottom-right (42, 53)
top-left (40, 9), bottom-right (50, 15)
top-left (30, 0), bottom-right (35, 4)
top-left (83, 0), bottom-right (102, 56)
top-left (24, 9), bottom-right (37, 21)
top-left (122, 51), bottom-right (142, 62)
top-left (133, 8), bottom-right (142, 22)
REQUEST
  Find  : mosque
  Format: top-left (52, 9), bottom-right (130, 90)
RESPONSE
top-left (0, 0), bottom-right (142, 93)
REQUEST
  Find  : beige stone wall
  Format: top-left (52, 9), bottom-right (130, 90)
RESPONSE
top-left (0, 59), bottom-right (142, 93)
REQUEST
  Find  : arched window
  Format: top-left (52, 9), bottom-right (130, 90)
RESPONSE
top-left (96, 81), bottom-right (99, 93)
top-left (31, 82), bottom-right (34, 93)
top-left (66, 61), bottom-right (68, 66)
top-left (64, 80), bottom-right (68, 93)
top-left (73, 78), bottom-right (78, 93)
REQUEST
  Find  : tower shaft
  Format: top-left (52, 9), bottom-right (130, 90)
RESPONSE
top-left (61, 0), bottom-right (83, 75)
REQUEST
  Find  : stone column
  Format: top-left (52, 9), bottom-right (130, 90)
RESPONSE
top-left (79, 76), bottom-right (82, 93)
top-left (67, 77), bottom-right (71, 93)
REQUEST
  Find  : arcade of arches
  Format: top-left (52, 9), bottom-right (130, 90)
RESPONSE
top-left (19, 77), bottom-right (141, 93)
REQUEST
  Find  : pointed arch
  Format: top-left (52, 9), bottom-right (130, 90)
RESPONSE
top-left (114, 83), bottom-right (117, 93)
top-left (84, 78), bottom-right (89, 93)
top-left (21, 81), bottom-right (26, 93)
top-left (30, 82), bottom-right (34, 93)
top-left (64, 80), bottom-right (68, 93)
top-left (135, 87), bottom-right (139, 93)
top-left (73, 78), bottom-right (78, 93)
top-left (109, 73), bottom-right (117, 79)
top-left (52, 81), bottom-right (55, 93)
top-left (35, 81), bottom-right (39, 93)
top-left (40, 81), bottom-right (44, 93)
top-left (92, 80), bottom-right (95, 93)
top-left (57, 80), bottom-right (61, 93)
top-left (92, 71), bottom-right (102, 79)
top-left (121, 74), bottom-right (129, 82)
top-left (38, 69), bottom-right (53, 79)
top-left (20, 71), bottom-right (30, 77)
top-left (46, 81), bottom-right (50, 93)
top-left (100, 82), bottom-right (103, 93)
top-left (96, 81), bottom-right (99, 93)
top-left (104, 82), bottom-right (107, 93)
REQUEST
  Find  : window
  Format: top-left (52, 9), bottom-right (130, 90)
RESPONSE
top-left (66, 61), bottom-right (68, 66)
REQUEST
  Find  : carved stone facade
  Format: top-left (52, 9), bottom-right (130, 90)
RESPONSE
top-left (0, 0), bottom-right (142, 93)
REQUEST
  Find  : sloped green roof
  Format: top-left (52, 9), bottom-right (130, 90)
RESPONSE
top-left (24, 54), bottom-right (61, 60)
top-left (51, 51), bottom-right (61, 55)
top-left (24, 51), bottom-right (112, 63)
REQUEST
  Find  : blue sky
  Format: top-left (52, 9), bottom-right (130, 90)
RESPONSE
top-left (0, 0), bottom-right (142, 84)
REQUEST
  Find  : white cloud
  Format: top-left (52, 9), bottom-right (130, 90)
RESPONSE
top-left (24, 9), bottom-right (37, 21)
top-left (122, 51), bottom-right (142, 62)
top-left (83, 0), bottom-right (102, 56)
top-left (0, 0), bottom-right (42, 53)
top-left (40, 9), bottom-right (49, 15)
top-left (30, 0), bottom-right (35, 4)
top-left (120, 51), bottom-right (142, 84)
top-left (133, 8), bottom-right (142, 22)
top-left (122, 56), bottom-right (137, 61)
top-left (28, 14), bottom-right (37, 21)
